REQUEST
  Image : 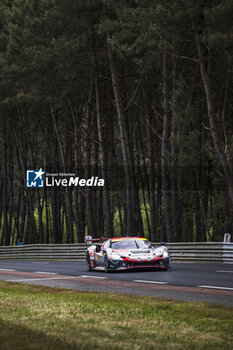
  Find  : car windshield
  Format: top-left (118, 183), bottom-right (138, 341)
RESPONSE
top-left (136, 240), bottom-right (153, 249)
top-left (111, 239), bottom-right (152, 250)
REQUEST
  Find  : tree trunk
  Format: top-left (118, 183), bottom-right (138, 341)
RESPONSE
top-left (84, 79), bottom-right (96, 236)
top-left (161, 52), bottom-right (172, 242)
top-left (144, 91), bottom-right (156, 241)
top-left (2, 121), bottom-right (9, 245)
top-left (195, 37), bottom-right (233, 206)
top-left (93, 53), bottom-right (114, 236)
top-left (107, 36), bottom-right (136, 235)
top-left (170, 53), bottom-right (182, 241)
top-left (49, 95), bottom-right (74, 243)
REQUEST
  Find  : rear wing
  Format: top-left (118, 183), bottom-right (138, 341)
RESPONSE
top-left (85, 236), bottom-right (109, 245)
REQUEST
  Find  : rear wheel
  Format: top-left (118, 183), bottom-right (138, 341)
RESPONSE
top-left (86, 252), bottom-right (92, 271)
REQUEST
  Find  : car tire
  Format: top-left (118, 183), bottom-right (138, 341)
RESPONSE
top-left (163, 258), bottom-right (169, 268)
top-left (86, 252), bottom-right (92, 271)
top-left (104, 255), bottom-right (110, 272)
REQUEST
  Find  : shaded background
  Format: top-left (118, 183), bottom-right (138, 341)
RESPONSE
top-left (0, 0), bottom-right (233, 244)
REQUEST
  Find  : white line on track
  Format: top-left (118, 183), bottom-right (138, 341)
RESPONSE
top-left (198, 285), bottom-right (233, 291)
top-left (80, 275), bottom-right (107, 279)
top-left (34, 271), bottom-right (58, 275)
top-left (216, 270), bottom-right (233, 274)
top-left (133, 280), bottom-right (167, 284)
top-left (0, 268), bottom-right (16, 272)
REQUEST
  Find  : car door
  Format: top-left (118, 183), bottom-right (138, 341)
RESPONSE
top-left (95, 241), bottom-right (107, 266)
top-left (96, 240), bottom-right (111, 266)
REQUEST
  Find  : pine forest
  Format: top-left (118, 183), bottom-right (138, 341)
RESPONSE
top-left (0, 0), bottom-right (233, 245)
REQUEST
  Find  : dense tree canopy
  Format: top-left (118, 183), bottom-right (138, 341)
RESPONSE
top-left (0, 0), bottom-right (233, 245)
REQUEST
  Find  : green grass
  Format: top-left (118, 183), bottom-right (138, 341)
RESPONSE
top-left (0, 281), bottom-right (233, 350)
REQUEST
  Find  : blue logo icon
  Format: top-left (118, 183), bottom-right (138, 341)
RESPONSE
top-left (26, 169), bottom-right (45, 187)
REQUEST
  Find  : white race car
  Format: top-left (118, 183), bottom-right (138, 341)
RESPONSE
top-left (86, 236), bottom-right (170, 272)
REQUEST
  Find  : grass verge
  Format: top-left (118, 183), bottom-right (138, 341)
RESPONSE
top-left (0, 281), bottom-right (233, 350)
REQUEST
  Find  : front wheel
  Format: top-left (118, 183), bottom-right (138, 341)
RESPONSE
top-left (104, 255), bottom-right (110, 272)
top-left (163, 258), bottom-right (170, 268)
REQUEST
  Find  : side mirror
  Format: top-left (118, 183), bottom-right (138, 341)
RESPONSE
top-left (95, 244), bottom-right (102, 252)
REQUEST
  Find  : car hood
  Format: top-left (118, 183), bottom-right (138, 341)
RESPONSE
top-left (109, 248), bottom-right (154, 257)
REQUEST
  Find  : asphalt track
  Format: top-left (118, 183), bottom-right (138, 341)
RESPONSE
top-left (0, 260), bottom-right (233, 306)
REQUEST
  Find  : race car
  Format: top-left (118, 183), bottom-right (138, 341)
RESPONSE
top-left (85, 236), bottom-right (170, 272)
